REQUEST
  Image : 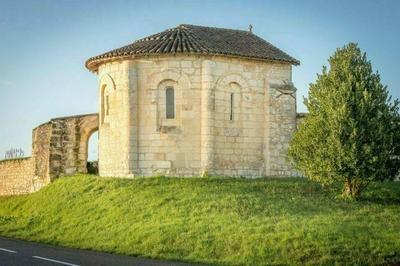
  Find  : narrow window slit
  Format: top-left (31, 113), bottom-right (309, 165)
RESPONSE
top-left (166, 87), bottom-right (175, 119)
top-left (230, 93), bottom-right (234, 121)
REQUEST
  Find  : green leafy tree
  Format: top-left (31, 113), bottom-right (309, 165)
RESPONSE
top-left (288, 43), bottom-right (400, 199)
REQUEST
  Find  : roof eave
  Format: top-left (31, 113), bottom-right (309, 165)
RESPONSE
top-left (85, 53), bottom-right (300, 73)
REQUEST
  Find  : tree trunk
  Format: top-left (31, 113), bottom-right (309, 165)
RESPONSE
top-left (343, 179), bottom-right (360, 199)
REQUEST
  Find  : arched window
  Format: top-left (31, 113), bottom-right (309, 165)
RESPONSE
top-left (230, 92), bottom-right (234, 121)
top-left (99, 74), bottom-right (116, 125)
top-left (100, 84), bottom-right (107, 124)
top-left (166, 87), bottom-right (175, 119)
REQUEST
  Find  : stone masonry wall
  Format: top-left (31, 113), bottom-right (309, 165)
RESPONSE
top-left (32, 122), bottom-right (52, 184)
top-left (265, 81), bottom-right (297, 176)
top-left (0, 157), bottom-right (36, 195)
top-left (136, 57), bottom-right (201, 176)
top-left (0, 113), bottom-right (98, 196)
top-left (97, 63), bottom-right (132, 177)
top-left (48, 114), bottom-right (98, 179)
top-left (98, 55), bottom-right (297, 177)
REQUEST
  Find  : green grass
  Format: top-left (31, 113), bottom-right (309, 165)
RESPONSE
top-left (0, 175), bottom-right (399, 265)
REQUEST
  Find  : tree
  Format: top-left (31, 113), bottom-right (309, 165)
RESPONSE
top-left (288, 43), bottom-right (400, 199)
top-left (4, 148), bottom-right (25, 159)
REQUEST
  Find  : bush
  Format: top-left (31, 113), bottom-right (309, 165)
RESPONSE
top-left (86, 161), bottom-right (98, 175)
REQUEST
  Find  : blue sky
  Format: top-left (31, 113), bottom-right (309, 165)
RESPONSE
top-left (0, 0), bottom-right (399, 159)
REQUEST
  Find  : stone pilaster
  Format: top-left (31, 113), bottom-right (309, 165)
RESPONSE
top-left (127, 61), bottom-right (139, 175)
top-left (119, 60), bottom-right (134, 177)
top-left (200, 60), bottom-right (215, 175)
top-left (263, 78), bottom-right (271, 176)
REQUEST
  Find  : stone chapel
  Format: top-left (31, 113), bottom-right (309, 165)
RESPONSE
top-left (85, 24), bottom-right (301, 177)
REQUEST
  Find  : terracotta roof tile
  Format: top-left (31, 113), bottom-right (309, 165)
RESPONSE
top-left (86, 24), bottom-right (299, 71)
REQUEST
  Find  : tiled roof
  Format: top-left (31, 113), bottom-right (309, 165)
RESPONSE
top-left (85, 24), bottom-right (299, 71)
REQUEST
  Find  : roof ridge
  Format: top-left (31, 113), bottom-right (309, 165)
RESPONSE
top-left (135, 24), bottom-right (251, 44)
top-left (132, 25), bottom-right (212, 53)
top-left (134, 27), bottom-right (175, 43)
top-left (180, 27), bottom-right (211, 53)
top-left (179, 24), bottom-right (252, 34)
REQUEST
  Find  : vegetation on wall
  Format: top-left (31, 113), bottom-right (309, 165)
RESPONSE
top-left (0, 175), bottom-right (399, 265)
top-left (289, 43), bottom-right (400, 198)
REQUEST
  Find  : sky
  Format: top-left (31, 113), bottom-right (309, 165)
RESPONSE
top-left (0, 0), bottom-right (399, 160)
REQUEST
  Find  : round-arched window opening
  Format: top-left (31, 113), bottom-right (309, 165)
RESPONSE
top-left (86, 131), bottom-right (98, 175)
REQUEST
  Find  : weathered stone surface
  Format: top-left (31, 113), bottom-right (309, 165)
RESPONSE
top-left (97, 55), bottom-right (299, 177)
top-left (48, 114), bottom-right (98, 179)
top-left (0, 158), bottom-right (36, 195)
top-left (1, 55), bottom-right (302, 196)
top-left (0, 113), bottom-right (99, 195)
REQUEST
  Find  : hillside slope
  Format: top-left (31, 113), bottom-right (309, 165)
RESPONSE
top-left (0, 175), bottom-right (399, 265)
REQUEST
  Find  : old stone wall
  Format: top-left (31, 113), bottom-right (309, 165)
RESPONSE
top-left (0, 113), bottom-right (98, 196)
top-left (264, 81), bottom-right (297, 176)
top-left (0, 157), bottom-right (36, 195)
top-left (48, 114), bottom-right (98, 179)
top-left (32, 122), bottom-right (52, 184)
top-left (98, 55), bottom-right (297, 177)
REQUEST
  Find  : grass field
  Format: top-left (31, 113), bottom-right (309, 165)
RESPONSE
top-left (0, 175), bottom-right (399, 265)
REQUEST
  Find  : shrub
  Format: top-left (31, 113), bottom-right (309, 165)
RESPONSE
top-left (86, 161), bottom-right (98, 175)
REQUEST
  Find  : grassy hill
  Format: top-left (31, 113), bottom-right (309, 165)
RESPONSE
top-left (0, 175), bottom-right (399, 265)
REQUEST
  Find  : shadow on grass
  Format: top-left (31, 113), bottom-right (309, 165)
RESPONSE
top-left (358, 181), bottom-right (400, 205)
top-left (358, 195), bottom-right (400, 205)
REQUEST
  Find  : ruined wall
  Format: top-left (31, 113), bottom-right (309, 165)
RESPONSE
top-left (98, 55), bottom-right (297, 177)
top-left (0, 158), bottom-right (35, 195)
top-left (48, 114), bottom-right (98, 179)
top-left (264, 81), bottom-right (297, 176)
top-left (0, 122), bottom-right (52, 196)
top-left (32, 122), bottom-right (52, 184)
top-left (0, 113), bottom-right (98, 196)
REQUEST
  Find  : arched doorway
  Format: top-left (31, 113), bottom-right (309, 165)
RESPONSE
top-left (86, 131), bottom-right (98, 174)
top-left (77, 114), bottom-right (99, 175)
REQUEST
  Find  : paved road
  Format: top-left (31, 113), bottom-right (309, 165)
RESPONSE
top-left (0, 236), bottom-right (197, 266)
